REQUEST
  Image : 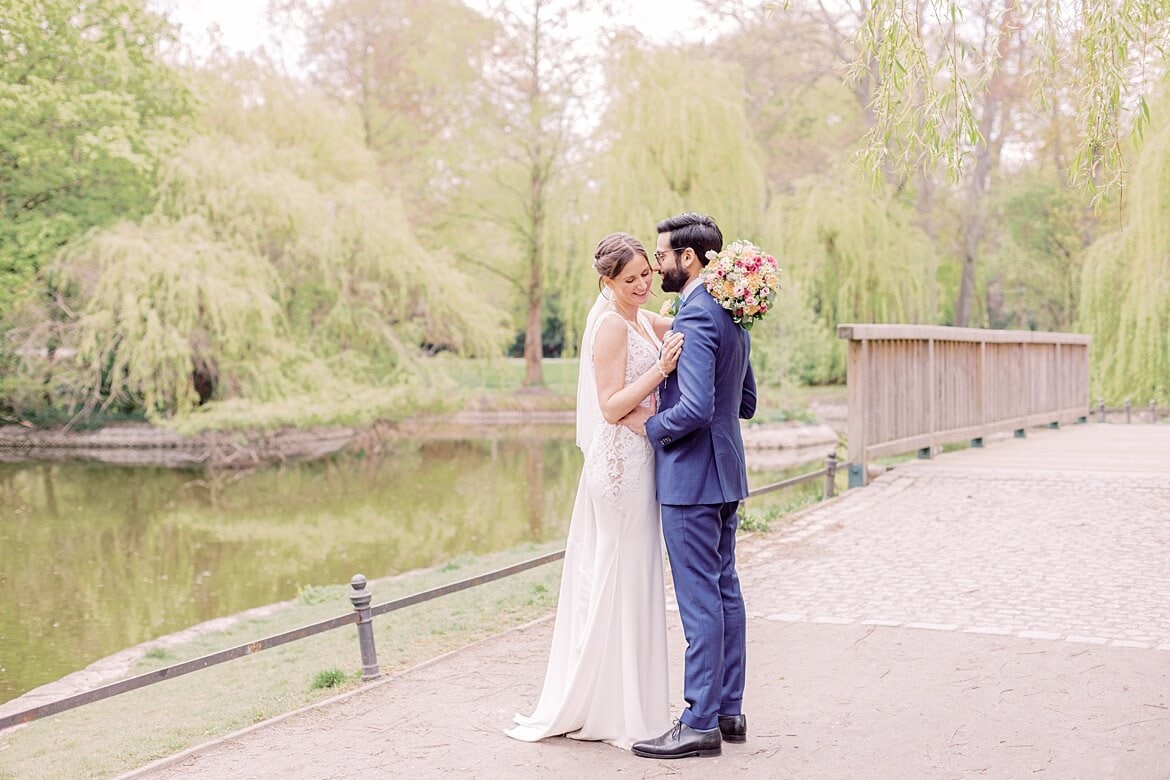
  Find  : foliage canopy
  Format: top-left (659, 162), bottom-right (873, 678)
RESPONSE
top-left (1080, 88), bottom-right (1170, 403)
top-left (2, 65), bottom-right (507, 425)
top-left (0, 0), bottom-right (193, 310)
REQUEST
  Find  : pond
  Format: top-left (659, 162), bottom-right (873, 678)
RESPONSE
top-left (0, 425), bottom-right (825, 705)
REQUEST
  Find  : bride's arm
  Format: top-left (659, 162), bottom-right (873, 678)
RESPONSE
top-left (593, 317), bottom-right (681, 424)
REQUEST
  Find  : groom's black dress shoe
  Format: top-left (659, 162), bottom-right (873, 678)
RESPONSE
top-left (718, 714), bottom-right (747, 743)
top-left (631, 721), bottom-right (722, 759)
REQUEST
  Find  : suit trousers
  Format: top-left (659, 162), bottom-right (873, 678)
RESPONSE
top-left (660, 501), bottom-right (746, 731)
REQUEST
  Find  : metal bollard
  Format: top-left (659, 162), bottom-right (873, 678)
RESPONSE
top-left (350, 574), bottom-right (381, 681)
top-left (1151, 399), bottom-right (1157, 424)
top-left (823, 452), bottom-right (838, 500)
top-left (1098, 398), bottom-right (1105, 423)
top-left (1125, 398), bottom-right (1132, 424)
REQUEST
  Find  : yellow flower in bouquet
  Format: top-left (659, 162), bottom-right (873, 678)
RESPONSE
top-left (701, 239), bottom-right (781, 331)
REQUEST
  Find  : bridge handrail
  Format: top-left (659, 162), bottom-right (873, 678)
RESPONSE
top-left (838, 323), bottom-right (1091, 486)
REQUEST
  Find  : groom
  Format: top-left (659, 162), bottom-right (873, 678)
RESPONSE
top-left (629, 212), bottom-right (756, 759)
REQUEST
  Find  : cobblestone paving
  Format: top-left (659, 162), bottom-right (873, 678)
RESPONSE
top-left (735, 427), bottom-right (1170, 652)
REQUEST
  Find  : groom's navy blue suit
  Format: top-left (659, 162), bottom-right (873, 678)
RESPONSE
top-left (645, 283), bottom-right (756, 732)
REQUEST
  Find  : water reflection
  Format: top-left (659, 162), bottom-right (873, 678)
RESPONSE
top-left (0, 427), bottom-right (828, 704)
top-left (0, 429), bottom-right (580, 704)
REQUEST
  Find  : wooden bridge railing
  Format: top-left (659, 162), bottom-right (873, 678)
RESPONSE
top-left (837, 324), bottom-right (1091, 487)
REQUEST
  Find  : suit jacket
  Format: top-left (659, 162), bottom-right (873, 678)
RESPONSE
top-left (646, 284), bottom-right (757, 505)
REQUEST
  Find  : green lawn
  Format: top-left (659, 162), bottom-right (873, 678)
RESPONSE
top-left (431, 355), bottom-right (578, 399)
top-left (433, 354), bottom-right (845, 422)
top-left (0, 544), bottom-right (565, 779)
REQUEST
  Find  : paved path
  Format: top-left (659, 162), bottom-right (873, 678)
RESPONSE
top-left (128, 424), bottom-right (1170, 778)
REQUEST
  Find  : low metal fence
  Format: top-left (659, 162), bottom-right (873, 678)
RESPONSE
top-left (1094, 398), bottom-right (1165, 424)
top-left (0, 452), bottom-right (842, 733)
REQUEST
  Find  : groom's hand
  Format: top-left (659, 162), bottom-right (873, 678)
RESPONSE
top-left (619, 404), bottom-right (653, 438)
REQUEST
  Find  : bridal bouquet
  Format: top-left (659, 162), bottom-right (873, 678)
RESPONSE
top-left (702, 239), bottom-right (781, 330)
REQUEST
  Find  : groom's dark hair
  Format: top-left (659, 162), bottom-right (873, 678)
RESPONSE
top-left (657, 212), bottom-right (723, 267)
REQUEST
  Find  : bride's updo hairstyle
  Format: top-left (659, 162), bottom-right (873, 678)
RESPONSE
top-left (593, 232), bottom-right (649, 290)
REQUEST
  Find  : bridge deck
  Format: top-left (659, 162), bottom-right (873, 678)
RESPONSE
top-left (922, 421), bottom-right (1170, 475)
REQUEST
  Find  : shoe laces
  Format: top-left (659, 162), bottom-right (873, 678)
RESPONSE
top-left (670, 719), bottom-right (683, 740)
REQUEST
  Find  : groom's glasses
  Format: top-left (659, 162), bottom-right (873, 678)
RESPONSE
top-left (654, 247), bottom-right (688, 263)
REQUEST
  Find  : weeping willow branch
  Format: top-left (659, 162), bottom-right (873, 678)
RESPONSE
top-left (1079, 84), bottom-right (1170, 403)
top-left (849, 0), bottom-right (1170, 201)
top-left (2, 66), bottom-right (510, 425)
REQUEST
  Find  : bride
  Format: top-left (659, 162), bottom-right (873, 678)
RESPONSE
top-left (506, 232), bottom-right (683, 749)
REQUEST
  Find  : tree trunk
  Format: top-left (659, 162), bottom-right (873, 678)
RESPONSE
top-left (523, 285), bottom-right (543, 386)
top-left (956, 210), bottom-right (982, 327)
top-left (523, 157), bottom-right (545, 387)
top-left (915, 169), bottom-right (938, 320)
top-left (522, 0), bottom-right (546, 388)
top-left (955, 1), bottom-right (1017, 328)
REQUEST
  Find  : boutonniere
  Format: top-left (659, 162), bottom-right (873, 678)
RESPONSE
top-left (659, 295), bottom-right (680, 317)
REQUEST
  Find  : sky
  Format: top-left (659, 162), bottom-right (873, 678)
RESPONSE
top-left (162, 0), bottom-right (714, 70)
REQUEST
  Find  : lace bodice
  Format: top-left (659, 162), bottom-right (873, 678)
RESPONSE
top-left (585, 311), bottom-right (661, 506)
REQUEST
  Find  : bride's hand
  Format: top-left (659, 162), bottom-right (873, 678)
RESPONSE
top-left (619, 404), bottom-right (652, 437)
top-left (659, 331), bottom-right (684, 375)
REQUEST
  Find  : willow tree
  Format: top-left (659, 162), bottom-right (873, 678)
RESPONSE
top-left (735, 0), bottom-right (1037, 327)
top-left (758, 174), bottom-right (936, 383)
top-left (849, 0), bottom-right (1170, 201)
top-left (1, 64), bottom-right (508, 425)
top-left (274, 0), bottom-right (494, 223)
top-left (562, 35), bottom-right (767, 352)
top-left (432, 0), bottom-right (598, 386)
top-left (1080, 88), bottom-right (1170, 404)
top-left (590, 39), bottom-right (764, 242)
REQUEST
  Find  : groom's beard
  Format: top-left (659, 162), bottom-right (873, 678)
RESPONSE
top-left (660, 265), bottom-right (689, 293)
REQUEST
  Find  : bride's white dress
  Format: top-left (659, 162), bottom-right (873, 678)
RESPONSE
top-left (506, 305), bottom-right (671, 749)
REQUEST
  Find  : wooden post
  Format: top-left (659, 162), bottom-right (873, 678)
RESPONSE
top-left (927, 337), bottom-right (936, 456)
top-left (843, 330), bottom-right (868, 488)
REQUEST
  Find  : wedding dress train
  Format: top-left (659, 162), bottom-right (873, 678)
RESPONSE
top-left (506, 305), bottom-right (671, 750)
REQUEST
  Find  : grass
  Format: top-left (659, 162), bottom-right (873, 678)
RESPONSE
top-left (0, 542), bottom-right (565, 780)
top-left (5, 354), bottom-right (841, 434)
top-left (433, 356), bottom-right (844, 422)
top-left (751, 383), bottom-right (846, 424)
top-left (0, 361), bottom-right (846, 777)
top-left (0, 480), bottom-right (835, 779)
top-left (310, 669), bottom-right (348, 690)
top-left (745, 483), bottom-right (829, 520)
top-left (430, 355), bottom-right (578, 396)
top-left (739, 506), bottom-right (780, 533)
top-left (0, 487), bottom-right (841, 779)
